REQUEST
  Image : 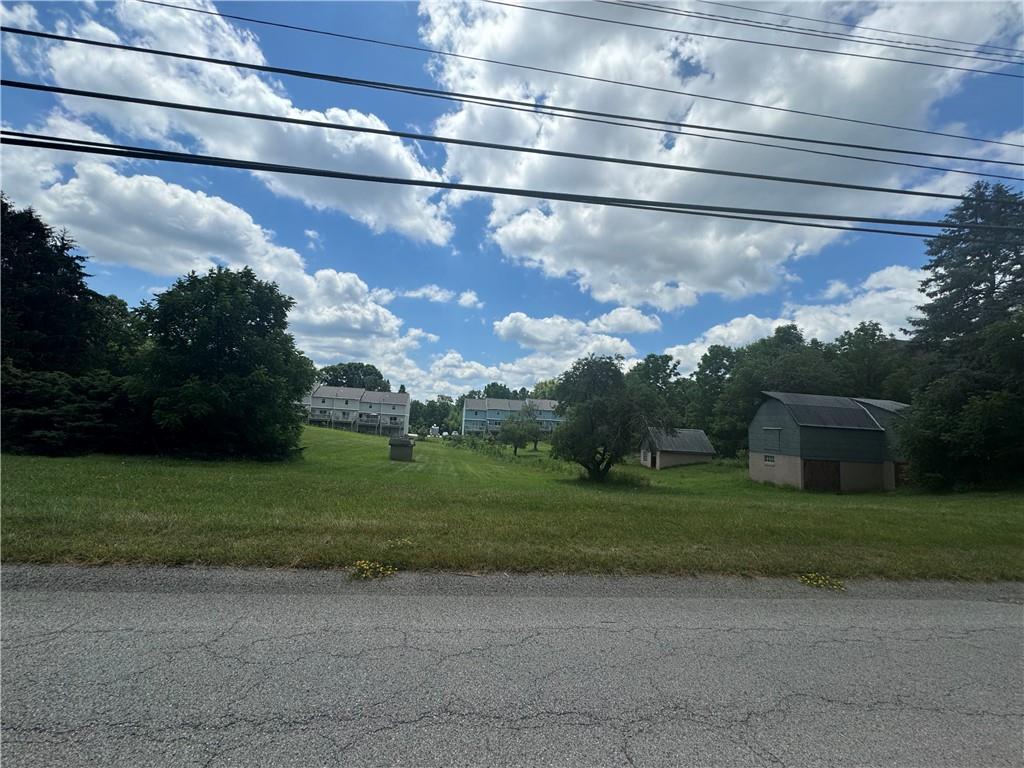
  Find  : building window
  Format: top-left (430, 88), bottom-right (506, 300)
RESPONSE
top-left (320, 399), bottom-right (326, 404)
top-left (392, 405), bottom-right (396, 410)
top-left (764, 454), bottom-right (775, 465)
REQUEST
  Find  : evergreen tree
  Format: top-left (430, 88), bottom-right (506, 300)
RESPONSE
top-left (1, 195), bottom-right (93, 372)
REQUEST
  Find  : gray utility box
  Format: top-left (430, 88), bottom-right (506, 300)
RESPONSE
top-left (389, 436), bottom-right (414, 462)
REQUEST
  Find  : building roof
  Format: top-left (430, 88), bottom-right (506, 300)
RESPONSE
top-left (463, 398), bottom-right (560, 412)
top-left (853, 397), bottom-right (910, 415)
top-left (309, 385), bottom-right (409, 406)
top-left (646, 428), bottom-right (715, 455)
top-left (312, 385), bottom-right (364, 400)
top-left (762, 391), bottom-right (883, 431)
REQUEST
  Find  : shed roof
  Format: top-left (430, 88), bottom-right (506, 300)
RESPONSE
top-left (762, 391), bottom-right (882, 431)
top-left (853, 397), bottom-right (909, 415)
top-left (647, 428), bottom-right (715, 455)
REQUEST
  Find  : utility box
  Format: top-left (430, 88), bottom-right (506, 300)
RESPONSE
top-left (389, 436), bottom-right (414, 462)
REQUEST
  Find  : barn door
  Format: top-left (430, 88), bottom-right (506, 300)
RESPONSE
top-left (803, 460), bottom-right (840, 492)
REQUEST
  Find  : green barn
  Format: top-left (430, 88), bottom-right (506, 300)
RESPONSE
top-left (748, 392), bottom-right (909, 492)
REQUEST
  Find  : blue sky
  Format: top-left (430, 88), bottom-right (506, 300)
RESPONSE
top-left (1, 0), bottom-right (1021, 397)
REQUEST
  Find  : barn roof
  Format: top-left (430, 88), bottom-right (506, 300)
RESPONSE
top-left (762, 392), bottom-right (883, 431)
top-left (647, 428), bottom-right (715, 455)
top-left (853, 397), bottom-right (910, 414)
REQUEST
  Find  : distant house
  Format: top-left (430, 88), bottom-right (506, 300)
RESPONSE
top-left (461, 398), bottom-right (564, 436)
top-left (302, 385), bottom-right (410, 436)
top-left (640, 428), bottom-right (715, 470)
top-left (748, 391), bottom-right (909, 492)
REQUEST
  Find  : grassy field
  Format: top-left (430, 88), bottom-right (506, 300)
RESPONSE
top-left (2, 426), bottom-right (1022, 579)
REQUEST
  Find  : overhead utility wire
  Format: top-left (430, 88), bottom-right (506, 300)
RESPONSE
top-left (619, 1), bottom-right (1024, 62)
top-left (695, 0), bottom-right (1024, 57)
top-left (0, 131), bottom-right (939, 240)
top-left (604, 0), bottom-right (1024, 64)
top-left (6, 131), bottom-right (1021, 235)
top-left (481, 0), bottom-right (1024, 79)
top-left (5, 79), bottom-right (995, 204)
top-left (133, 0), bottom-right (1017, 149)
top-left (7, 27), bottom-right (1021, 170)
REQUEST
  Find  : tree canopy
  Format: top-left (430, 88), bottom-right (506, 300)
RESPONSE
top-left (134, 266), bottom-right (316, 458)
top-left (317, 362), bottom-right (390, 391)
top-left (550, 355), bottom-right (654, 481)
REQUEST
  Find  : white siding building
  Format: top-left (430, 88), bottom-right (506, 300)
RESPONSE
top-left (302, 385), bottom-right (410, 436)
top-left (461, 398), bottom-right (563, 436)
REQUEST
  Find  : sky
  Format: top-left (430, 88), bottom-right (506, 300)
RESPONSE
top-left (1, 0), bottom-right (1021, 399)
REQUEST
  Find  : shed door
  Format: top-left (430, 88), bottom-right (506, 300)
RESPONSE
top-left (803, 459), bottom-right (840, 492)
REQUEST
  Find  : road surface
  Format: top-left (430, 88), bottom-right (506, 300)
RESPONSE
top-left (2, 565), bottom-right (1021, 767)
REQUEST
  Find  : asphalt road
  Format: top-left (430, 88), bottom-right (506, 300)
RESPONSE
top-left (2, 566), bottom-right (1021, 767)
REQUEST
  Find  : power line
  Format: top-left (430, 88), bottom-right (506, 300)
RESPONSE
top-left (6, 26), bottom-right (1021, 171)
top-left (695, 0), bottom-right (1024, 57)
top-left (3, 131), bottom-right (1020, 234)
top-left (623, 1), bottom-right (1024, 62)
top-left (604, 0), bottom-right (1024, 65)
top-left (134, 0), bottom-right (1019, 149)
top-left (481, 0), bottom-right (1024, 79)
top-left (5, 79), bottom-right (1003, 204)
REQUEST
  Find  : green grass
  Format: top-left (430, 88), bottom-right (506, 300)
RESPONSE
top-left (2, 426), bottom-right (1022, 579)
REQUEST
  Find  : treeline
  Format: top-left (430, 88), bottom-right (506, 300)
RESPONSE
top-left (1, 195), bottom-right (316, 458)
top-left (556, 183), bottom-right (1022, 488)
top-left (426, 182), bottom-right (1023, 489)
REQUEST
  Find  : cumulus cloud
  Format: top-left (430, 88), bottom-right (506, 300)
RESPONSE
top-left (1, 128), bottom-right (447, 396)
top-left (419, 0), bottom-right (1018, 309)
top-left (457, 289), bottom-right (484, 309)
top-left (28, 0), bottom-right (452, 244)
top-left (665, 265), bottom-right (925, 372)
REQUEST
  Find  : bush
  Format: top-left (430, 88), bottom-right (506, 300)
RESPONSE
top-left (1, 363), bottom-right (144, 455)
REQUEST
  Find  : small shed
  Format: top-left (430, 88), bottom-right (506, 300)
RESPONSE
top-left (640, 428), bottom-right (715, 470)
top-left (748, 391), bottom-right (908, 492)
top-left (389, 436), bottom-right (414, 462)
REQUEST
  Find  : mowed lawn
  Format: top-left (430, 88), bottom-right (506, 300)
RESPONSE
top-left (2, 427), bottom-right (1022, 579)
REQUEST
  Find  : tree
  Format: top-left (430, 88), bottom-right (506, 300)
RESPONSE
top-left (626, 353), bottom-right (691, 428)
top-left (85, 294), bottom-right (146, 376)
top-left (1, 194), bottom-right (93, 372)
top-left (530, 378), bottom-right (558, 399)
top-left (483, 381), bottom-right (513, 399)
top-left (909, 182), bottom-right (1023, 354)
top-left (709, 326), bottom-right (841, 456)
top-left (686, 344), bottom-right (734, 430)
top-left (498, 416), bottom-right (530, 456)
top-left (134, 266), bottom-right (316, 458)
top-left (550, 355), bottom-right (653, 481)
top-left (398, 384), bottom-right (406, 394)
top-left (825, 321), bottom-right (914, 402)
top-left (902, 183), bottom-right (1024, 487)
top-left (317, 362), bottom-right (390, 391)
top-left (518, 401), bottom-right (543, 450)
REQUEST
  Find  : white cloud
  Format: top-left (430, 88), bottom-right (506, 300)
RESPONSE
top-left (665, 265), bottom-right (925, 373)
top-left (304, 229), bottom-right (321, 250)
top-left (1, 132), bottom-right (449, 397)
top-left (457, 289), bottom-right (485, 309)
top-left (419, 0), bottom-right (1019, 309)
top-left (588, 307), bottom-right (661, 334)
top-left (29, 0), bottom-right (452, 244)
top-left (402, 284), bottom-right (456, 303)
top-left (820, 280), bottom-right (852, 300)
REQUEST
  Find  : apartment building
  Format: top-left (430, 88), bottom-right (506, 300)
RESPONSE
top-left (302, 385), bottom-right (410, 436)
top-left (461, 398), bottom-right (563, 436)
